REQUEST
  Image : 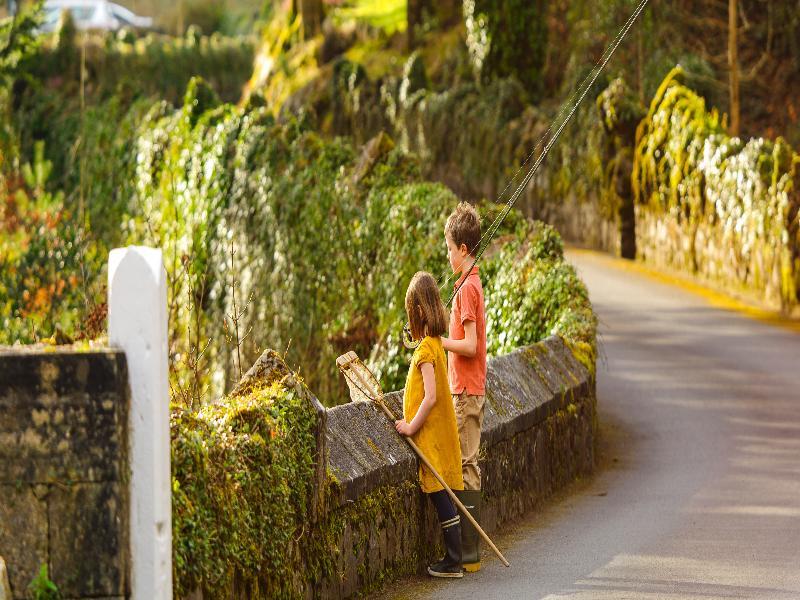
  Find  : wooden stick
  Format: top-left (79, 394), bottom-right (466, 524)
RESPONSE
top-left (342, 363), bottom-right (510, 568)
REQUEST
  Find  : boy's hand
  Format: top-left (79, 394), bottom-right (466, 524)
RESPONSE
top-left (395, 419), bottom-right (416, 436)
top-left (442, 320), bottom-right (478, 357)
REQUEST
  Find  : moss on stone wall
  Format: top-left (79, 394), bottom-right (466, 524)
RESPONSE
top-left (171, 354), bottom-right (436, 598)
top-left (170, 359), bottom-right (319, 598)
top-left (171, 336), bottom-right (598, 598)
top-left (632, 66), bottom-right (800, 311)
top-left (319, 478), bottom-right (429, 597)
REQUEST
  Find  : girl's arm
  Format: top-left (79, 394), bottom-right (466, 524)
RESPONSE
top-left (395, 362), bottom-right (436, 436)
top-left (442, 320), bottom-right (477, 357)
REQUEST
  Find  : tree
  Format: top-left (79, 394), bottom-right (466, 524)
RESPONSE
top-left (0, 0), bottom-right (42, 171)
top-left (406, 0), bottom-right (426, 49)
top-left (464, 0), bottom-right (548, 98)
top-left (295, 0), bottom-right (322, 39)
top-left (407, 0), bottom-right (460, 50)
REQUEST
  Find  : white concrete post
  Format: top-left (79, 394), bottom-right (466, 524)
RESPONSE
top-left (108, 247), bottom-right (172, 600)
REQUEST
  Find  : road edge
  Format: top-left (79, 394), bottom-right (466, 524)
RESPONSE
top-left (566, 248), bottom-right (800, 335)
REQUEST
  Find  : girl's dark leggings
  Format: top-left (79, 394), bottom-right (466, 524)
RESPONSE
top-left (429, 489), bottom-right (458, 524)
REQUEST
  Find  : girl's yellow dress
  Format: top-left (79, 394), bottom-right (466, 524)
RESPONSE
top-left (403, 336), bottom-right (464, 493)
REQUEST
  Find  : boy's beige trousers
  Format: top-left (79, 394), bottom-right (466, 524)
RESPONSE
top-left (453, 392), bottom-right (485, 490)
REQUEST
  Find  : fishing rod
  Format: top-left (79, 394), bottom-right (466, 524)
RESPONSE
top-left (403, 0), bottom-right (651, 349)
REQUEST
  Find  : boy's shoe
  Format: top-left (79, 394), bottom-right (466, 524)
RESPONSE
top-left (427, 515), bottom-right (463, 578)
top-left (455, 489), bottom-right (482, 572)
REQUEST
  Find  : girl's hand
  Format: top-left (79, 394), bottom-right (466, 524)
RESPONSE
top-left (395, 419), bottom-right (416, 436)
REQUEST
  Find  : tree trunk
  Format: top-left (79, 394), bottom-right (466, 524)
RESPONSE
top-left (728, 0), bottom-right (740, 136)
top-left (407, 0), bottom-right (459, 49)
top-left (436, 0), bottom-right (461, 27)
top-left (177, 0), bottom-right (184, 35)
top-left (407, 0), bottom-right (426, 50)
top-left (297, 0), bottom-right (323, 39)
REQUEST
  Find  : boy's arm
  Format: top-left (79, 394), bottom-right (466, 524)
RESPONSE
top-left (442, 320), bottom-right (477, 357)
top-left (395, 362), bottom-right (436, 435)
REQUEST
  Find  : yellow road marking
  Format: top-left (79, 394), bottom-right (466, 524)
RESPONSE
top-left (566, 248), bottom-right (800, 335)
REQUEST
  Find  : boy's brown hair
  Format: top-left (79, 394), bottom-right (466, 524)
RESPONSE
top-left (445, 201), bottom-right (481, 256)
top-left (405, 271), bottom-right (448, 340)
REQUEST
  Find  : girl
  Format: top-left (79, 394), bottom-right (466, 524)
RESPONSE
top-left (395, 271), bottom-right (464, 578)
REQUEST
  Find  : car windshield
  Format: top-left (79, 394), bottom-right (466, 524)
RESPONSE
top-left (70, 6), bottom-right (96, 21)
top-left (42, 10), bottom-right (61, 25)
top-left (43, 5), bottom-right (95, 25)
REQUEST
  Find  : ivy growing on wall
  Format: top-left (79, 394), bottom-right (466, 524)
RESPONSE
top-left (126, 77), bottom-right (597, 406)
top-left (171, 360), bottom-right (321, 597)
top-left (633, 66), bottom-right (800, 311)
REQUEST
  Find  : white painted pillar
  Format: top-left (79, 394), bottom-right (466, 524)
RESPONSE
top-left (108, 247), bottom-right (172, 600)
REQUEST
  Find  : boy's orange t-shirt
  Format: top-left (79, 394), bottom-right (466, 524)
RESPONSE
top-left (448, 265), bottom-right (487, 396)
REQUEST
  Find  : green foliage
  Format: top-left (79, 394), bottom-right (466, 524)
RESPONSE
top-left (171, 361), bottom-right (321, 597)
top-left (464, 0), bottom-right (547, 97)
top-left (633, 67), bottom-right (800, 310)
top-left (0, 0), bottom-right (43, 169)
top-left (0, 1), bottom-right (42, 82)
top-left (596, 77), bottom-right (645, 140)
top-left (298, 48), bottom-right (611, 246)
top-left (0, 24), bottom-right (255, 346)
top-left (26, 564), bottom-right (60, 600)
top-left (173, 363), bottom-right (427, 597)
top-left (134, 0), bottom-right (264, 37)
top-left (242, 9), bottom-right (314, 111)
top-left (130, 88), bottom-right (450, 403)
top-left (183, 76), bottom-right (222, 125)
top-left (36, 27), bottom-right (255, 104)
top-left (0, 143), bottom-right (103, 344)
top-left (483, 221), bottom-right (597, 368)
top-left (127, 82), bottom-right (596, 405)
top-left (73, 97), bottom-right (154, 250)
top-left (400, 51), bottom-right (428, 99)
top-left (9, 24), bottom-right (254, 195)
top-left (332, 0), bottom-right (407, 34)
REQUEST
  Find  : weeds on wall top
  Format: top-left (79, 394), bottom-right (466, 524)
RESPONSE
top-left (171, 363), bottom-right (321, 597)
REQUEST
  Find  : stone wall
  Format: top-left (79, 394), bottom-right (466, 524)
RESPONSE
top-left (534, 193), bottom-right (621, 256)
top-left (320, 335), bottom-right (596, 597)
top-left (0, 335), bottom-right (594, 599)
top-left (0, 348), bottom-right (130, 600)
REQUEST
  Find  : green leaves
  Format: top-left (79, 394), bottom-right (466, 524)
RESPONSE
top-left (26, 563), bottom-right (60, 600)
top-left (171, 373), bottom-right (321, 598)
top-left (0, 139), bottom-right (103, 344)
top-left (484, 222), bottom-right (596, 361)
top-left (0, 1), bottom-right (43, 82)
top-left (463, 0), bottom-right (548, 97)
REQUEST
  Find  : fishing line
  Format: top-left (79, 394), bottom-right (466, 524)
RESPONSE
top-left (403, 0), bottom-right (650, 348)
top-left (433, 0), bottom-right (651, 296)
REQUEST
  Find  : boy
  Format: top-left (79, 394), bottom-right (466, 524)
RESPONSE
top-left (442, 201), bottom-right (486, 573)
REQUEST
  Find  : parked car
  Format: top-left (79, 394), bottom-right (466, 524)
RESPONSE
top-left (39, 0), bottom-right (153, 33)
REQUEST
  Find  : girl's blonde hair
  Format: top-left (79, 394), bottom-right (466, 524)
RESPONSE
top-left (405, 271), bottom-right (448, 340)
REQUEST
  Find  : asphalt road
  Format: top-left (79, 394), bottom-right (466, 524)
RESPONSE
top-left (385, 250), bottom-right (800, 600)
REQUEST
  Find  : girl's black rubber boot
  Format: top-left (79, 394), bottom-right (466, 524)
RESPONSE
top-left (427, 516), bottom-right (463, 578)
